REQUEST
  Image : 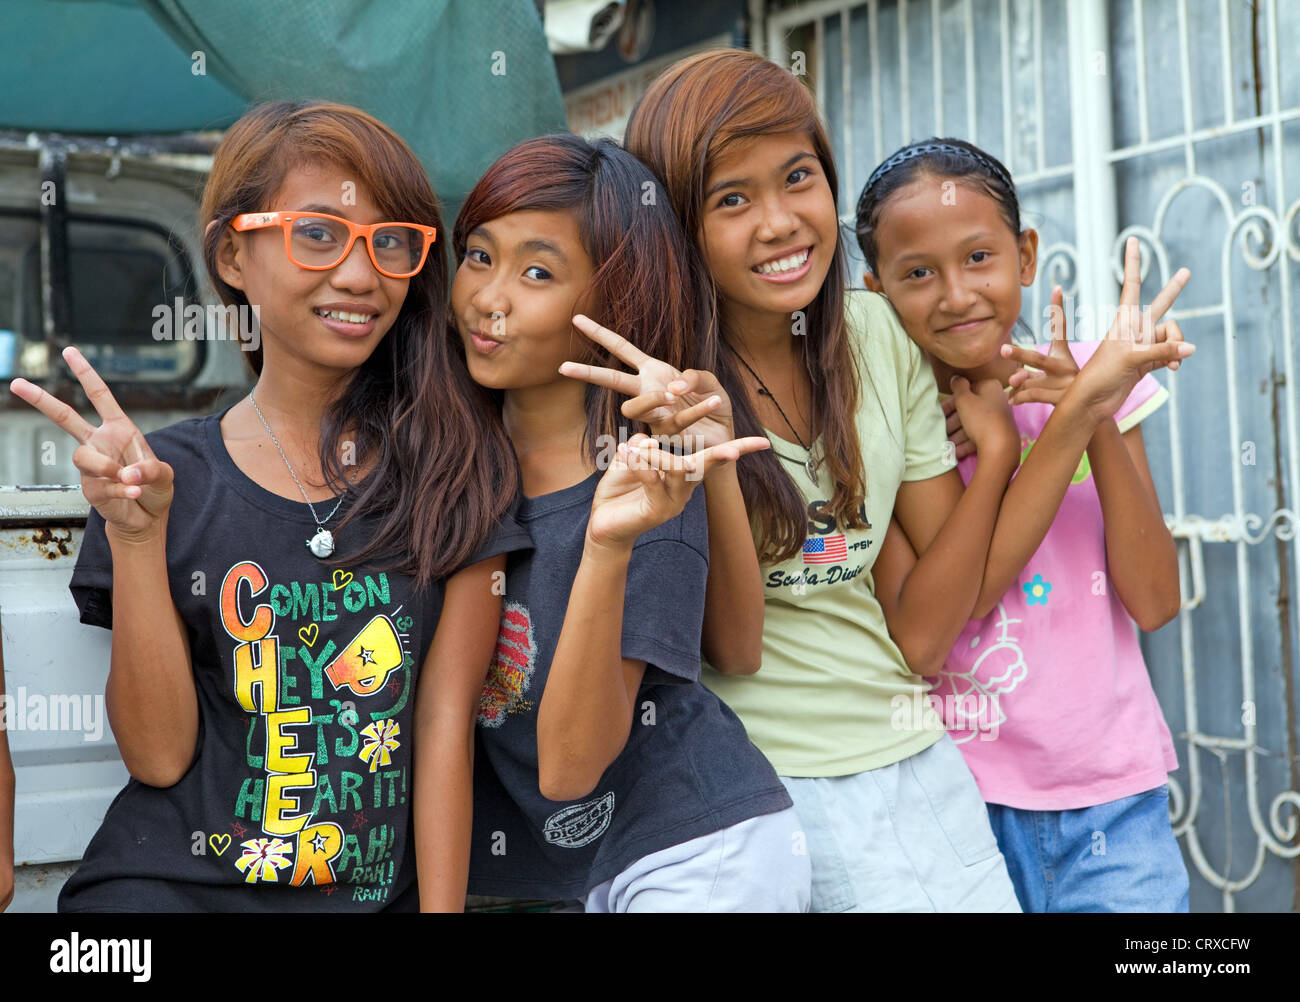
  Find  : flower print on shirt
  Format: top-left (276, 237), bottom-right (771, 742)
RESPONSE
top-left (1023, 573), bottom-right (1052, 607)
top-left (929, 602), bottom-right (1028, 743)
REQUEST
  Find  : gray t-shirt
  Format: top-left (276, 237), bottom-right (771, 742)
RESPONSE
top-left (468, 472), bottom-right (792, 899)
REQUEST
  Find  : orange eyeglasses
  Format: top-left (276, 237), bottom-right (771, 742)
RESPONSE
top-left (231, 211), bottom-right (437, 279)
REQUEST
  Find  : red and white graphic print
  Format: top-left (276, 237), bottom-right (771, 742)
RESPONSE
top-left (478, 600), bottom-right (536, 728)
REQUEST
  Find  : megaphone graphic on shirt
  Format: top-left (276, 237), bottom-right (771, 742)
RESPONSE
top-left (324, 614), bottom-right (403, 696)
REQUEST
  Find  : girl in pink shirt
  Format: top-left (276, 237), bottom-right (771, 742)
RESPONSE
top-left (856, 138), bottom-right (1195, 912)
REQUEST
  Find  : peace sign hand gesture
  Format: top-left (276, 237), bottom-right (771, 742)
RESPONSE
top-left (560, 315), bottom-right (736, 454)
top-left (586, 432), bottom-right (770, 553)
top-left (1003, 238), bottom-right (1194, 420)
top-left (9, 347), bottom-right (174, 541)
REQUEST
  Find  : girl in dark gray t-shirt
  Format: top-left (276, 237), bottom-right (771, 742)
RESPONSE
top-left (451, 134), bottom-right (811, 910)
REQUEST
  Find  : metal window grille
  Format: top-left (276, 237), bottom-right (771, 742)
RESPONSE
top-left (761, 0), bottom-right (1300, 911)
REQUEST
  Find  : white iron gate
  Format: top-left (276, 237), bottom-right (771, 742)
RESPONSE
top-left (761, 0), bottom-right (1300, 911)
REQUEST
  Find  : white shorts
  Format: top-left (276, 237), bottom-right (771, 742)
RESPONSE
top-left (781, 733), bottom-right (1021, 912)
top-left (581, 807), bottom-right (811, 913)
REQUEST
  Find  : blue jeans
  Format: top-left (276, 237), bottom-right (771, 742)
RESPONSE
top-left (985, 785), bottom-right (1190, 912)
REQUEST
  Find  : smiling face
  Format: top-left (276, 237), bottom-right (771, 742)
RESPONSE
top-left (865, 174), bottom-right (1037, 386)
top-left (451, 208), bottom-right (596, 391)
top-left (215, 162), bottom-right (410, 376)
top-left (697, 131), bottom-right (840, 338)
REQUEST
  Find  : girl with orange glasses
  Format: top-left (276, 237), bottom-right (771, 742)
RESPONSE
top-left (10, 100), bottom-right (528, 912)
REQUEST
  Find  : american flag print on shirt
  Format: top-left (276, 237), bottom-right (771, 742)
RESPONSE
top-left (803, 533), bottom-right (848, 564)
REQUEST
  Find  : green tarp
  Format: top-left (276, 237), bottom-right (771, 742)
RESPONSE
top-left (3, 0), bottom-right (569, 215)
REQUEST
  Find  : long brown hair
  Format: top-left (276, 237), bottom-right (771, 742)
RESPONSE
top-left (200, 100), bottom-right (517, 586)
top-left (453, 133), bottom-right (717, 456)
top-left (625, 49), bottom-right (868, 563)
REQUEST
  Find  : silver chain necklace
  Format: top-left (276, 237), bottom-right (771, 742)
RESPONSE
top-left (248, 390), bottom-right (345, 558)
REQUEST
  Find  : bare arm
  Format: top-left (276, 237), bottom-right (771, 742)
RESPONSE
top-left (968, 268), bottom-right (1191, 620)
top-left (104, 525), bottom-right (199, 787)
top-left (11, 349), bottom-right (195, 788)
top-left (412, 555), bottom-right (505, 912)
top-left (879, 452), bottom-right (1017, 677)
top-left (700, 463), bottom-right (763, 674)
top-left (970, 391), bottom-right (1101, 618)
top-left (967, 400), bottom-right (1179, 625)
top-left (537, 434), bottom-right (754, 801)
top-left (537, 538), bottom-right (647, 802)
top-left (874, 372), bottom-right (1020, 676)
top-left (1089, 422), bottom-right (1181, 631)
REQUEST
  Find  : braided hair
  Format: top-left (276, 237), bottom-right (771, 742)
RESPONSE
top-left (854, 138), bottom-right (1021, 276)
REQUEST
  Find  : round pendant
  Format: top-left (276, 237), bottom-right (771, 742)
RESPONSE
top-left (308, 528), bottom-right (334, 558)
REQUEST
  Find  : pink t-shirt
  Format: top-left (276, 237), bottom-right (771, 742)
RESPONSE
top-left (930, 340), bottom-right (1179, 810)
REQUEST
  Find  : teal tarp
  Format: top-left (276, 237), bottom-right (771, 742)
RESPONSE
top-left (1, 0), bottom-right (246, 132)
top-left (3, 0), bottom-right (569, 215)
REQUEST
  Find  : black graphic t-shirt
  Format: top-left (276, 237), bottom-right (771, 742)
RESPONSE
top-left (468, 473), bottom-right (792, 900)
top-left (60, 412), bottom-right (531, 913)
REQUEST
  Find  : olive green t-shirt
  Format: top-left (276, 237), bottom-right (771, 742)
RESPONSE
top-left (703, 290), bottom-right (957, 777)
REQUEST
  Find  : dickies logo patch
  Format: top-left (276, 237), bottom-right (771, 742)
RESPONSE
top-left (478, 600), bottom-right (535, 728)
top-left (543, 792), bottom-right (615, 848)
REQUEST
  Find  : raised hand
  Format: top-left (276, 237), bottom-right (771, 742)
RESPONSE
top-left (999, 285), bottom-right (1083, 408)
top-left (9, 347), bottom-right (173, 539)
top-left (586, 432), bottom-right (769, 552)
top-left (1007, 238), bottom-right (1194, 420)
top-left (560, 315), bottom-right (736, 453)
